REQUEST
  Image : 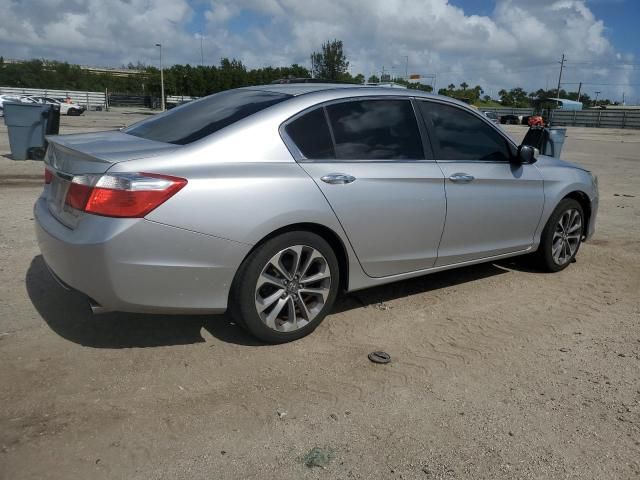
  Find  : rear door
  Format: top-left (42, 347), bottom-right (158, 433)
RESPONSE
top-left (284, 97), bottom-right (447, 278)
top-left (417, 100), bottom-right (544, 266)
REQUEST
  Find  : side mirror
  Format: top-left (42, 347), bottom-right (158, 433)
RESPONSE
top-left (515, 144), bottom-right (536, 164)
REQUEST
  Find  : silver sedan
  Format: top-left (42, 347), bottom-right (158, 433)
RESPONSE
top-left (35, 84), bottom-right (598, 343)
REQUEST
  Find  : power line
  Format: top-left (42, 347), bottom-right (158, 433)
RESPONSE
top-left (566, 61), bottom-right (640, 66)
top-left (425, 60), bottom-right (640, 80)
top-left (433, 62), bottom-right (558, 76)
top-left (562, 82), bottom-right (640, 86)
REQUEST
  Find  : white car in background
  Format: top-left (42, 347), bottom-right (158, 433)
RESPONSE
top-left (27, 96), bottom-right (85, 116)
top-left (0, 94), bottom-right (30, 116)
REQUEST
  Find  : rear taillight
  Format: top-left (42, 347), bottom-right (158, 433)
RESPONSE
top-left (44, 168), bottom-right (53, 184)
top-left (64, 172), bottom-right (187, 218)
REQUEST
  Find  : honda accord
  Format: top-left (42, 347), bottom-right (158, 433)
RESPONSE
top-left (35, 84), bottom-right (598, 343)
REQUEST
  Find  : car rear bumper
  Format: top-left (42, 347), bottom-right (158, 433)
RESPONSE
top-left (34, 196), bottom-right (251, 314)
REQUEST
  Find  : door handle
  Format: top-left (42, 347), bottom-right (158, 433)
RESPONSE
top-left (321, 173), bottom-right (356, 185)
top-left (448, 173), bottom-right (475, 183)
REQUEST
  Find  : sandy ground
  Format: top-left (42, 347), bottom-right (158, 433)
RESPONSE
top-left (0, 110), bottom-right (639, 479)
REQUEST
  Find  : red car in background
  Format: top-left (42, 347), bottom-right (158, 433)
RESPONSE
top-left (528, 115), bottom-right (545, 127)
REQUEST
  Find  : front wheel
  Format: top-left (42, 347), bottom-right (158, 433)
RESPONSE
top-left (534, 198), bottom-right (584, 272)
top-left (229, 231), bottom-right (339, 343)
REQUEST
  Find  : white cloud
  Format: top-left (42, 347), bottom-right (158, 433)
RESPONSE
top-left (0, 0), bottom-right (635, 101)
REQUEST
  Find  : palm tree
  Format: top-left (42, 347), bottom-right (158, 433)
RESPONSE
top-left (460, 82), bottom-right (468, 91)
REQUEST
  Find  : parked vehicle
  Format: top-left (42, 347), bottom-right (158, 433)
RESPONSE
top-left (35, 85), bottom-right (598, 343)
top-left (0, 94), bottom-right (26, 106)
top-left (482, 111), bottom-right (500, 123)
top-left (27, 96), bottom-right (85, 116)
top-left (0, 94), bottom-right (33, 116)
top-left (500, 113), bottom-right (522, 125)
top-left (528, 115), bottom-right (545, 127)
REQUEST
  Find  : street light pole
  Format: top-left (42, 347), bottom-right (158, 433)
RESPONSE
top-left (594, 91), bottom-right (601, 106)
top-left (556, 53), bottom-right (566, 106)
top-left (155, 43), bottom-right (165, 111)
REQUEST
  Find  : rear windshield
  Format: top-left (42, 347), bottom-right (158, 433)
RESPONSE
top-left (124, 89), bottom-right (291, 145)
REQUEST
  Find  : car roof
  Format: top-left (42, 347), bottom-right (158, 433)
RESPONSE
top-left (248, 82), bottom-right (438, 98)
top-left (248, 83), bottom-right (364, 95)
top-left (244, 83), bottom-right (477, 110)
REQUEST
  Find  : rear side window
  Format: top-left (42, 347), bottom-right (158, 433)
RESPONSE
top-left (125, 89), bottom-right (291, 145)
top-left (285, 108), bottom-right (335, 159)
top-left (326, 100), bottom-right (424, 160)
top-left (419, 101), bottom-right (512, 161)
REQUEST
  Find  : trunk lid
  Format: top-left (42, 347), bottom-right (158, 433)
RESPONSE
top-left (45, 130), bottom-right (179, 174)
top-left (44, 130), bottom-right (179, 228)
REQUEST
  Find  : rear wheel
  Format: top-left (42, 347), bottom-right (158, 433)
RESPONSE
top-left (534, 198), bottom-right (584, 272)
top-left (229, 231), bottom-right (339, 343)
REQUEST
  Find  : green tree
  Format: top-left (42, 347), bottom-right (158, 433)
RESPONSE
top-left (460, 82), bottom-right (468, 91)
top-left (368, 75), bottom-right (380, 83)
top-left (310, 39), bottom-right (350, 81)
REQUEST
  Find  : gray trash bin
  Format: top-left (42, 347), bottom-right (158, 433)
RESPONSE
top-left (3, 102), bottom-right (56, 160)
top-left (545, 127), bottom-right (567, 158)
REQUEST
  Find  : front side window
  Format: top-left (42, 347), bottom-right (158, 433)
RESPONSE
top-left (325, 99), bottom-right (424, 160)
top-left (125, 89), bottom-right (291, 145)
top-left (420, 101), bottom-right (512, 161)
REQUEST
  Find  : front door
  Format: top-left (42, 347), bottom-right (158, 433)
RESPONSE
top-left (417, 100), bottom-right (544, 266)
top-left (283, 98), bottom-right (447, 277)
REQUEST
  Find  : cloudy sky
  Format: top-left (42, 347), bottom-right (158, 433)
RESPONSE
top-left (1, 0), bottom-right (637, 102)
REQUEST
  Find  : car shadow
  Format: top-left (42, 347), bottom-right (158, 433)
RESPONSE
top-left (27, 255), bottom-right (527, 349)
top-left (334, 261), bottom-right (512, 313)
top-left (26, 255), bottom-right (263, 348)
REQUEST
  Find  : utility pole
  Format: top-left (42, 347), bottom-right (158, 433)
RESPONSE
top-left (404, 55), bottom-right (409, 81)
top-left (622, 90), bottom-right (625, 105)
top-left (576, 82), bottom-right (582, 104)
top-left (556, 53), bottom-right (566, 105)
top-left (594, 91), bottom-right (601, 106)
top-left (155, 43), bottom-right (165, 111)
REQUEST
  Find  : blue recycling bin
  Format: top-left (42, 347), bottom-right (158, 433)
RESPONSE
top-left (521, 126), bottom-right (567, 159)
top-left (3, 102), bottom-right (60, 160)
top-left (546, 128), bottom-right (566, 158)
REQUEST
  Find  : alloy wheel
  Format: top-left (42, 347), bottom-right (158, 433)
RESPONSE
top-left (552, 208), bottom-right (582, 266)
top-left (254, 245), bottom-right (331, 332)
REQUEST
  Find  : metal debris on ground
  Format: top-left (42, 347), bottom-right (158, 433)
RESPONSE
top-left (368, 351), bottom-right (391, 364)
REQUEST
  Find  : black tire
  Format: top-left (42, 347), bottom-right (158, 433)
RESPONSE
top-left (534, 198), bottom-right (584, 272)
top-left (229, 231), bottom-right (340, 344)
top-left (67, 109), bottom-right (77, 116)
